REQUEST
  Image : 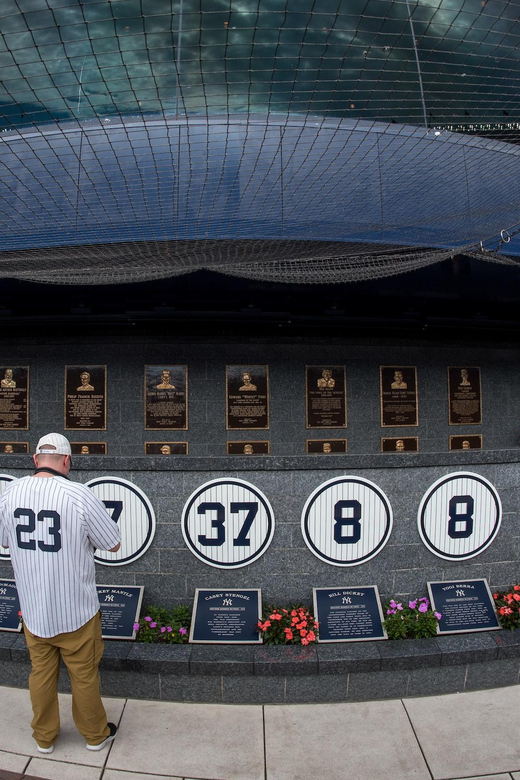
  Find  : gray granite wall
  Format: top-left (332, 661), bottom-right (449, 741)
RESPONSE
top-left (0, 452), bottom-right (518, 607)
top-left (0, 336), bottom-right (518, 455)
top-left (0, 335), bottom-right (518, 607)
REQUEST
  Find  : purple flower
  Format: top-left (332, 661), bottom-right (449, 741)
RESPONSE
top-left (396, 603), bottom-right (403, 611)
top-left (179, 627), bottom-right (188, 635)
top-left (133, 622), bottom-right (140, 631)
top-left (386, 608), bottom-right (396, 615)
top-left (166, 626), bottom-right (173, 633)
top-left (150, 621), bottom-right (157, 628)
top-left (389, 599), bottom-right (398, 609)
top-left (434, 612), bottom-right (442, 620)
top-left (160, 626), bottom-right (166, 633)
top-left (144, 616), bottom-right (152, 622)
top-left (408, 599), bottom-right (417, 610)
top-left (419, 597), bottom-right (429, 605)
top-left (418, 603), bottom-right (428, 613)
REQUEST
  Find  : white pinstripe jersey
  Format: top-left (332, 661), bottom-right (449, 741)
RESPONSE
top-left (0, 475), bottom-right (121, 637)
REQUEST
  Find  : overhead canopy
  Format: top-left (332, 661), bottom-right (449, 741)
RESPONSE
top-left (1, 0), bottom-right (520, 284)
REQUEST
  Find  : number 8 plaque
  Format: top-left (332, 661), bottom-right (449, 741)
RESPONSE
top-left (301, 476), bottom-right (393, 566)
top-left (182, 478), bottom-right (275, 568)
top-left (417, 471), bottom-right (501, 560)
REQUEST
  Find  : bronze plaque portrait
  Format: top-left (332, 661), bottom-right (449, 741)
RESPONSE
top-left (227, 441), bottom-right (270, 455)
top-left (306, 366), bottom-right (347, 428)
top-left (0, 441), bottom-right (28, 454)
top-left (64, 366), bottom-right (107, 430)
top-left (226, 366), bottom-right (269, 430)
top-left (449, 435), bottom-right (483, 451)
top-left (145, 442), bottom-right (188, 455)
top-left (448, 367), bottom-right (482, 425)
top-left (0, 367), bottom-right (29, 430)
top-left (307, 439), bottom-right (347, 454)
top-left (145, 365), bottom-right (188, 430)
top-left (380, 366), bottom-right (418, 427)
top-left (381, 437), bottom-right (419, 453)
top-left (71, 442), bottom-right (107, 455)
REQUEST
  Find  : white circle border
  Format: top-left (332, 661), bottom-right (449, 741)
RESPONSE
top-left (301, 474), bottom-right (394, 567)
top-left (85, 475), bottom-right (156, 567)
top-left (417, 471), bottom-right (502, 561)
top-left (181, 477), bottom-right (275, 569)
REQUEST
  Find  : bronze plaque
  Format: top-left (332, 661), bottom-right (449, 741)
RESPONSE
top-left (145, 441), bottom-right (188, 455)
top-left (448, 367), bottom-right (482, 425)
top-left (381, 437), bottom-right (418, 452)
top-left (307, 439), bottom-right (347, 454)
top-left (227, 441), bottom-right (270, 455)
top-left (380, 366), bottom-right (418, 427)
top-left (71, 442), bottom-right (107, 455)
top-left (306, 366), bottom-right (347, 428)
top-left (0, 367), bottom-right (29, 430)
top-left (145, 365), bottom-right (188, 430)
top-left (449, 435), bottom-right (483, 451)
top-left (226, 366), bottom-right (269, 430)
top-left (64, 366), bottom-right (107, 430)
top-left (0, 441), bottom-right (28, 454)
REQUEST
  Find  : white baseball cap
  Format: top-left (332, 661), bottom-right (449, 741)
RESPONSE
top-left (35, 433), bottom-right (72, 456)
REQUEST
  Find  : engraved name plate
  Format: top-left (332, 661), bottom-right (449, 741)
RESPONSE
top-left (145, 365), bottom-right (188, 430)
top-left (226, 366), bottom-right (269, 430)
top-left (65, 366), bottom-right (106, 430)
top-left (0, 367), bottom-right (29, 430)
top-left (448, 367), bottom-right (482, 425)
top-left (306, 366), bottom-right (347, 428)
top-left (380, 366), bottom-right (418, 427)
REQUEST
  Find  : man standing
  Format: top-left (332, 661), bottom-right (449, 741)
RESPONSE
top-left (0, 433), bottom-right (121, 753)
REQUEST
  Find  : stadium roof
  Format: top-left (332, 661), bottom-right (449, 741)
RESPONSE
top-left (1, 0), bottom-right (520, 286)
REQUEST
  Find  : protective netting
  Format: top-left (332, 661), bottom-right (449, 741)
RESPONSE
top-left (1, 0), bottom-right (520, 285)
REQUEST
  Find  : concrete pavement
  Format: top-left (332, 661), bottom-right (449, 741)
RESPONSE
top-left (1, 683), bottom-right (520, 779)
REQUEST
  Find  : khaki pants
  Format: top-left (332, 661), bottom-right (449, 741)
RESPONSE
top-left (24, 612), bottom-right (110, 748)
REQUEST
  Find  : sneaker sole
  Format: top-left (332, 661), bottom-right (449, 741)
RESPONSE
top-left (37, 745), bottom-right (54, 754)
top-left (86, 733), bottom-right (117, 751)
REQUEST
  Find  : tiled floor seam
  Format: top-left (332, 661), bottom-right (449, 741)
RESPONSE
top-left (400, 697), bottom-right (434, 780)
top-left (262, 705), bottom-right (267, 780)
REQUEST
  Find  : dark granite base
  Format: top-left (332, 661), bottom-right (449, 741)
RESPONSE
top-left (1, 630), bottom-right (519, 704)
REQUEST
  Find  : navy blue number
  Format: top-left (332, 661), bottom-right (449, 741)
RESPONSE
top-left (15, 508), bottom-right (62, 552)
top-left (103, 500), bottom-right (123, 523)
top-left (448, 495), bottom-right (474, 538)
top-left (333, 500), bottom-right (362, 544)
top-left (231, 502), bottom-right (258, 547)
top-left (15, 508), bottom-right (36, 550)
top-left (198, 502), bottom-right (225, 546)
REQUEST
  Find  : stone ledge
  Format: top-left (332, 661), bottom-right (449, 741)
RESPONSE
top-left (0, 447), bottom-right (518, 473)
top-left (0, 629), bottom-right (518, 704)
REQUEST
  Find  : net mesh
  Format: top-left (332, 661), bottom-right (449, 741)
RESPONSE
top-left (0, 0), bottom-right (520, 285)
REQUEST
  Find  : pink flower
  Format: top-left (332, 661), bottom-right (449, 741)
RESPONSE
top-left (150, 621), bottom-right (157, 628)
top-left (179, 627), bottom-right (187, 635)
top-left (396, 603), bottom-right (403, 611)
top-left (418, 603), bottom-right (428, 613)
top-left (133, 622), bottom-right (140, 631)
top-left (166, 626), bottom-right (173, 633)
top-left (160, 626), bottom-right (166, 633)
top-left (144, 616), bottom-right (152, 622)
top-left (434, 612), bottom-right (442, 620)
top-left (386, 608), bottom-right (396, 615)
top-left (408, 600), bottom-right (417, 610)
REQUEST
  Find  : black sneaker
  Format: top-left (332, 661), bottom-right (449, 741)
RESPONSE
top-left (86, 722), bottom-right (118, 751)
